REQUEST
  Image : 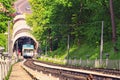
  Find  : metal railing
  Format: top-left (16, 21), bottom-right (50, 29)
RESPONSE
top-left (0, 58), bottom-right (17, 80)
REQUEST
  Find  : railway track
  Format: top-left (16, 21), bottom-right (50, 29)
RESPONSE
top-left (23, 59), bottom-right (120, 80)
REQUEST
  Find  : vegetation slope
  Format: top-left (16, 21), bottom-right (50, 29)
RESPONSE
top-left (27, 0), bottom-right (120, 60)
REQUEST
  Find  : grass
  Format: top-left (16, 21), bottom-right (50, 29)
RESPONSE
top-left (37, 42), bottom-right (120, 69)
top-left (39, 41), bottom-right (120, 63)
top-left (38, 56), bottom-right (66, 65)
top-left (5, 64), bottom-right (13, 80)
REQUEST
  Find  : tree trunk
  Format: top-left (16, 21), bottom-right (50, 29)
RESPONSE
top-left (109, 0), bottom-right (117, 53)
top-left (77, 38), bottom-right (80, 46)
top-left (50, 38), bottom-right (52, 52)
top-left (48, 28), bottom-right (52, 52)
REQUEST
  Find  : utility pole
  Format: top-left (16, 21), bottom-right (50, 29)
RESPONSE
top-left (8, 21), bottom-right (10, 55)
top-left (4, 32), bottom-right (8, 52)
top-left (67, 35), bottom-right (70, 60)
top-left (110, 0), bottom-right (117, 53)
top-left (100, 21), bottom-right (104, 64)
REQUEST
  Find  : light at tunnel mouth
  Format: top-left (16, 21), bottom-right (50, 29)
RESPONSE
top-left (13, 36), bottom-right (36, 56)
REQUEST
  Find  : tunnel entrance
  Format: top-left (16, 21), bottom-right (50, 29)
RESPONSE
top-left (13, 36), bottom-right (36, 56)
top-left (12, 14), bottom-right (38, 58)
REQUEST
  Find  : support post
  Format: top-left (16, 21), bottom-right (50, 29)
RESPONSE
top-left (0, 61), bottom-right (2, 80)
top-left (67, 35), bottom-right (70, 60)
top-left (16, 40), bottom-right (18, 59)
top-left (8, 21), bottom-right (10, 55)
top-left (100, 21), bottom-right (104, 64)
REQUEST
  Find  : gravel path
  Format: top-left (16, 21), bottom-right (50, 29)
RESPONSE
top-left (9, 62), bottom-right (32, 80)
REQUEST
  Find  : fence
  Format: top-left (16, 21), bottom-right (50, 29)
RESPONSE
top-left (0, 58), bottom-right (17, 80)
top-left (67, 59), bottom-right (120, 70)
top-left (40, 56), bottom-right (120, 70)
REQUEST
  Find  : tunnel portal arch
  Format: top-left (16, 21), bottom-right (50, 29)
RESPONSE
top-left (12, 14), bottom-right (38, 57)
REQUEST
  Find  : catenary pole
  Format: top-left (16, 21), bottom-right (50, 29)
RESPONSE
top-left (100, 21), bottom-right (104, 64)
top-left (8, 21), bottom-right (10, 55)
top-left (67, 35), bottom-right (70, 60)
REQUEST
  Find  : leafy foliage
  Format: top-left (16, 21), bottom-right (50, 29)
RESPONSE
top-left (27, 0), bottom-right (120, 56)
top-left (0, 0), bottom-right (14, 48)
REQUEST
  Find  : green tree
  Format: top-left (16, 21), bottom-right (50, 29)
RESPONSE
top-left (0, 0), bottom-right (14, 49)
top-left (27, 0), bottom-right (120, 54)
